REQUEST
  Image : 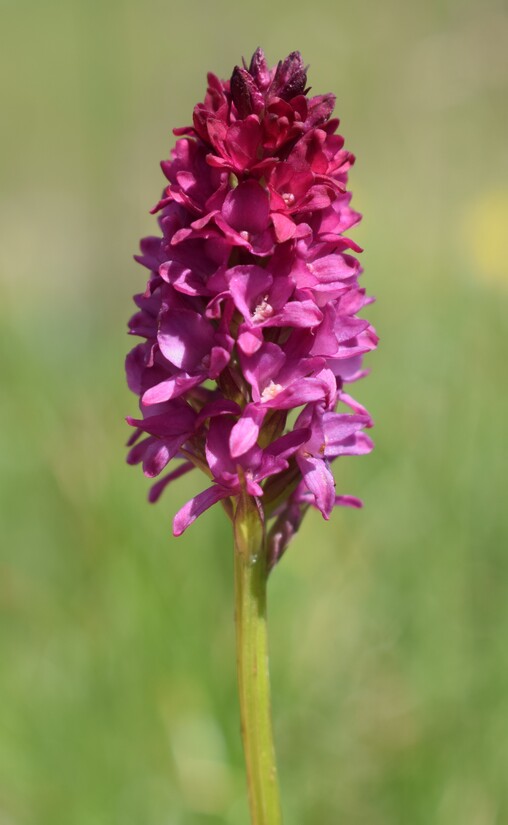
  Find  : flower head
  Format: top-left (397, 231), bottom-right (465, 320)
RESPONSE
top-left (126, 48), bottom-right (377, 562)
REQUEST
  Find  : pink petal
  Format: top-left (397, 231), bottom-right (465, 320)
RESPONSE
top-left (126, 436), bottom-right (152, 466)
top-left (148, 462), bottom-right (194, 503)
top-left (331, 432), bottom-right (374, 456)
top-left (267, 428), bottom-right (311, 459)
top-left (297, 455), bottom-right (335, 519)
top-left (228, 265), bottom-right (273, 319)
top-left (205, 417), bottom-right (236, 477)
top-left (335, 316), bottom-right (370, 344)
top-left (158, 308), bottom-right (215, 370)
top-left (209, 345), bottom-right (231, 378)
top-left (230, 405), bottom-right (266, 457)
top-left (322, 413), bottom-right (372, 453)
top-left (237, 327), bottom-right (263, 355)
top-left (335, 495), bottom-right (363, 508)
top-left (196, 399), bottom-right (241, 428)
top-left (225, 117), bottom-right (263, 170)
top-left (173, 485), bottom-right (229, 536)
top-left (222, 181), bottom-right (270, 234)
top-left (142, 441), bottom-right (174, 478)
top-left (338, 390), bottom-right (371, 415)
top-left (240, 343), bottom-right (286, 401)
top-left (261, 377), bottom-right (329, 410)
top-left (309, 254), bottom-right (359, 283)
top-left (142, 374), bottom-right (201, 405)
top-left (126, 406), bottom-right (195, 437)
top-left (265, 300), bottom-right (323, 328)
top-left (271, 212), bottom-right (296, 242)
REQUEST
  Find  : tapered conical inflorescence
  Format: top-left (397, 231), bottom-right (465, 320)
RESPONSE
top-left (126, 48), bottom-right (377, 565)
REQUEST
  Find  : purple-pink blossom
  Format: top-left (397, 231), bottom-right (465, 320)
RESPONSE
top-left (126, 48), bottom-right (377, 562)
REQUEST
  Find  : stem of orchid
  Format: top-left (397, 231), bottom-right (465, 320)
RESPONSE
top-left (234, 492), bottom-right (283, 825)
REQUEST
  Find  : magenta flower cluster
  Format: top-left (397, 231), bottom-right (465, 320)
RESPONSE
top-left (126, 49), bottom-right (377, 561)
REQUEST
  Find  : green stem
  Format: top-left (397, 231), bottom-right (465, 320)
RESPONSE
top-left (234, 495), bottom-right (283, 825)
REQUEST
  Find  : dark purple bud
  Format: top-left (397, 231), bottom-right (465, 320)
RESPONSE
top-left (267, 501), bottom-right (305, 570)
top-left (231, 66), bottom-right (264, 118)
top-left (248, 47), bottom-right (271, 90)
top-left (305, 93), bottom-right (336, 128)
top-left (270, 51), bottom-right (307, 101)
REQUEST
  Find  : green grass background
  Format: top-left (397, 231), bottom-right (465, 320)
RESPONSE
top-left (1, 0), bottom-right (508, 822)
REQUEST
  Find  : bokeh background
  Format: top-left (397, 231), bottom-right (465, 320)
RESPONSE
top-left (1, 0), bottom-right (508, 823)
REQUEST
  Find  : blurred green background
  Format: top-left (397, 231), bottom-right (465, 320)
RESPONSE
top-left (1, 0), bottom-right (507, 823)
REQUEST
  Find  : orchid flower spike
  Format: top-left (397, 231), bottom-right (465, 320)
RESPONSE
top-left (126, 48), bottom-right (377, 567)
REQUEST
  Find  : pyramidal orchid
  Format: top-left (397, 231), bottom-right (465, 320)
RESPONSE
top-left (126, 48), bottom-right (376, 824)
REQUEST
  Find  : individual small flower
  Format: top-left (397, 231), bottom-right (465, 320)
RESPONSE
top-left (126, 48), bottom-right (377, 557)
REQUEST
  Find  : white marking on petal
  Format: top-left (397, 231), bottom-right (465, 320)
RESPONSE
top-left (252, 298), bottom-right (274, 323)
top-left (261, 381), bottom-right (284, 402)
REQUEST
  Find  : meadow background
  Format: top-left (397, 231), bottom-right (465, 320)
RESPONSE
top-left (1, 0), bottom-right (507, 823)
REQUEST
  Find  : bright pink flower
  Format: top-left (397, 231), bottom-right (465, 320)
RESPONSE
top-left (125, 49), bottom-right (377, 557)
